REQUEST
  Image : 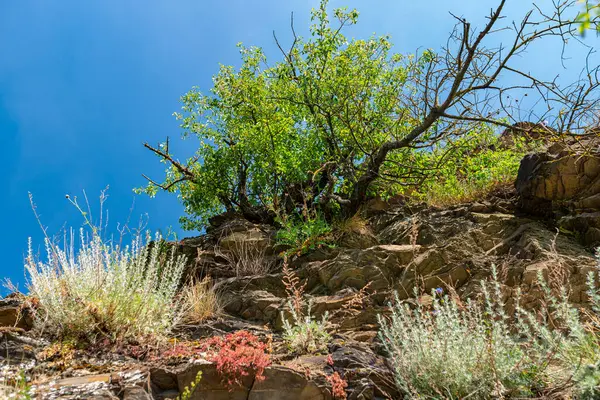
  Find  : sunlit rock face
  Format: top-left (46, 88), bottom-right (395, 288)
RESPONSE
top-left (7, 145), bottom-right (600, 399)
top-left (516, 136), bottom-right (600, 245)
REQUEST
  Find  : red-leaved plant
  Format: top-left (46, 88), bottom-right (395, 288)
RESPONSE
top-left (203, 330), bottom-right (271, 388)
top-left (326, 372), bottom-right (348, 400)
top-left (160, 340), bottom-right (202, 360)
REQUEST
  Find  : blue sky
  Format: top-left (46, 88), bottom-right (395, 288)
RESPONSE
top-left (0, 1), bottom-right (597, 293)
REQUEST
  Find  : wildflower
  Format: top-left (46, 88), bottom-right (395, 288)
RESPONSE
top-left (434, 287), bottom-right (443, 295)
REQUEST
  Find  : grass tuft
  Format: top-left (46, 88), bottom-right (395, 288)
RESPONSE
top-left (180, 277), bottom-right (222, 324)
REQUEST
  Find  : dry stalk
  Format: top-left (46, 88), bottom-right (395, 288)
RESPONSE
top-left (216, 229), bottom-right (275, 277)
top-left (342, 282), bottom-right (374, 316)
top-left (282, 257), bottom-right (306, 318)
top-left (408, 217), bottom-right (420, 251)
top-left (547, 230), bottom-right (571, 296)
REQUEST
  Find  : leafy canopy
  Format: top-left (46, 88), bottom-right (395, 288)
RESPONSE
top-left (139, 2), bottom-right (472, 229)
top-left (139, 0), bottom-right (598, 230)
top-left (578, 1), bottom-right (600, 34)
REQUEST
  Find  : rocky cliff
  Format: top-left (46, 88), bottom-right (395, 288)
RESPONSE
top-left (3, 140), bottom-right (600, 399)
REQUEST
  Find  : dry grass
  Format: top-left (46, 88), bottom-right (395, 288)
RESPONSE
top-left (547, 232), bottom-right (571, 295)
top-left (180, 277), bottom-right (222, 324)
top-left (216, 231), bottom-right (275, 277)
top-left (333, 214), bottom-right (370, 236)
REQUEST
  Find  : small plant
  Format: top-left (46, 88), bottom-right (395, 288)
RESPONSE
top-left (177, 370), bottom-right (202, 400)
top-left (38, 342), bottom-right (77, 371)
top-left (281, 262), bottom-right (331, 354)
top-left (282, 302), bottom-right (331, 355)
top-left (326, 372), bottom-right (348, 400)
top-left (202, 330), bottom-right (271, 388)
top-left (180, 277), bottom-right (221, 324)
top-left (25, 192), bottom-right (187, 344)
top-left (276, 213), bottom-right (334, 257)
top-left (0, 363), bottom-right (35, 400)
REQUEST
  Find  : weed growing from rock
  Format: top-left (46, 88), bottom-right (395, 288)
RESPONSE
top-left (555, 270), bottom-right (600, 399)
top-left (379, 260), bottom-right (600, 398)
top-left (215, 229), bottom-right (275, 277)
top-left (281, 261), bottom-right (331, 355)
top-left (326, 371), bottom-right (348, 400)
top-left (378, 266), bottom-right (568, 399)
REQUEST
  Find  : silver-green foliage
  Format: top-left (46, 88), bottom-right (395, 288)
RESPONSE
top-left (377, 266), bottom-right (590, 399)
top-left (26, 229), bottom-right (187, 343)
top-left (282, 299), bottom-right (331, 355)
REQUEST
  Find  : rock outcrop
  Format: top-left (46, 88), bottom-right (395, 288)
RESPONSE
top-left (202, 192), bottom-right (595, 338)
top-left (516, 137), bottom-right (600, 246)
top-left (6, 139), bottom-right (600, 398)
top-left (0, 295), bottom-right (33, 331)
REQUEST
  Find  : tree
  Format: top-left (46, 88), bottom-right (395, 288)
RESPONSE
top-left (139, 0), bottom-right (600, 230)
top-left (578, 0), bottom-right (600, 33)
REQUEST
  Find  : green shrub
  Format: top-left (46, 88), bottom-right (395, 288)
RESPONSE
top-left (417, 126), bottom-right (528, 206)
top-left (275, 213), bottom-right (334, 257)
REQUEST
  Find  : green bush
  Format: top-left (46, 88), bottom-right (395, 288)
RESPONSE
top-left (379, 279), bottom-right (553, 398)
top-left (416, 126), bottom-right (528, 206)
top-left (275, 214), bottom-right (334, 257)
